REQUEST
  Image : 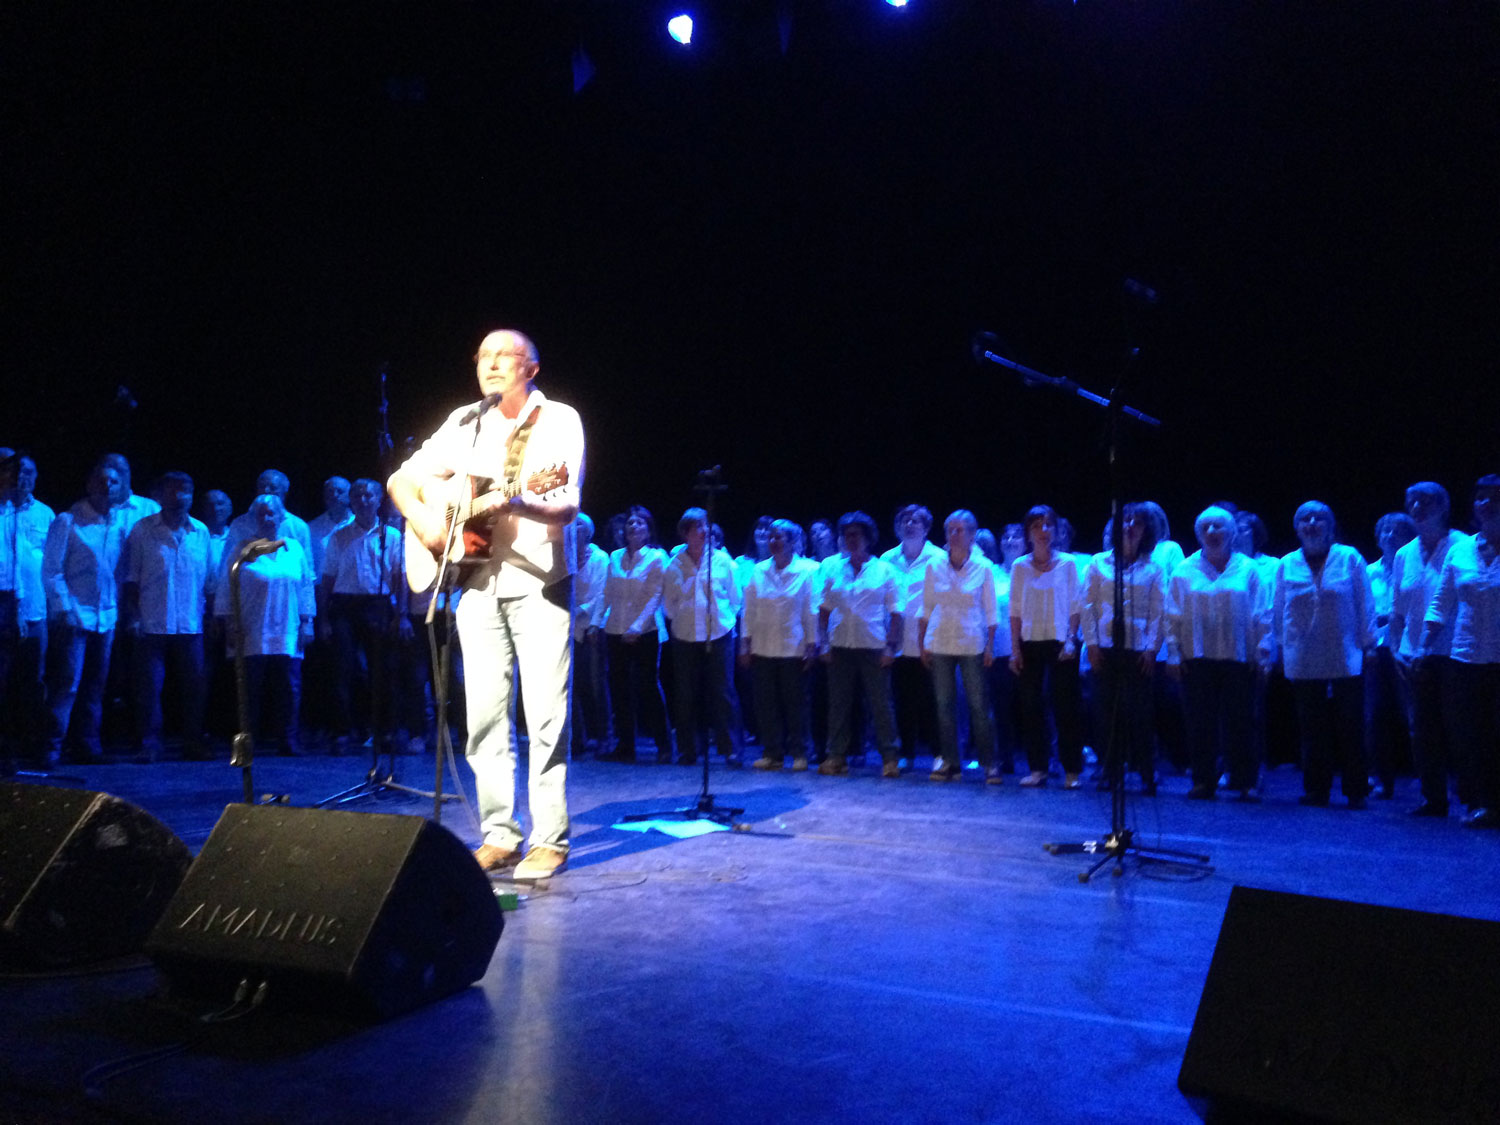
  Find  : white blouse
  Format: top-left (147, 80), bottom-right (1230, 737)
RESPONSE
top-left (920, 553), bottom-right (998, 657)
top-left (821, 555), bottom-right (900, 650)
top-left (881, 540), bottom-right (945, 657)
top-left (1426, 534), bottom-right (1500, 665)
top-left (662, 547), bottom-right (741, 643)
top-left (1390, 531), bottom-right (1464, 660)
top-left (1009, 553), bottom-right (1083, 643)
top-left (217, 540), bottom-right (316, 657)
top-left (1166, 551), bottom-right (1270, 664)
top-left (1080, 553), bottom-right (1166, 653)
top-left (603, 547), bottom-right (667, 639)
top-left (573, 542), bottom-right (610, 642)
top-left (742, 556), bottom-right (820, 658)
top-left (1272, 544), bottom-right (1375, 680)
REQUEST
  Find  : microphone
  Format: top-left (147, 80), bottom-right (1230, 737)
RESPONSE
top-left (460, 393), bottom-right (502, 426)
top-left (970, 331), bottom-right (999, 363)
top-left (238, 538), bottom-right (285, 563)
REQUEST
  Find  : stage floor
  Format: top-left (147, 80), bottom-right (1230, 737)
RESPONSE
top-left (3, 751), bottom-right (1496, 1124)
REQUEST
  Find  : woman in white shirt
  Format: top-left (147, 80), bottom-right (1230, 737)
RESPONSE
top-left (1009, 505), bottom-right (1086, 788)
top-left (217, 493), bottom-right (316, 756)
top-left (1272, 501), bottom-right (1376, 808)
top-left (601, 504), bottom-right (675, 764)
top-left (919, 510), bottom-right (998, 782)
top-left (817, 511), bottom-right (902, 777)
top-left (977, 528), bottom-right (1019, 774)
top-left (662, 507), bottom-right (744, 767)
top-left (1421, 475), bottom-right (1500, 828)
top-left (1366, 511), bottom-right (1417, 798)
top-left (1167, 506), bottom-right (1271, 801)
top-left (1082, 504), bottom-right (1167, 793)
top-left (740, 520), bottom-right (818, 772)
top-left (1390, 481), bottom-right (1464, 818)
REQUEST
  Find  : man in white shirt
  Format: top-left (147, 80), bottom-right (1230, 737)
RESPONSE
top-left (122, 471), bottom-right (213, 761)
top-left (308, 476), bottom-right (354, 576)
top-left (319, 478), bottom-right (407, 755)
top-left (43, 459), bottom-right (131, 762)
top-left (1390, 482), bottom-right (1465, 818)
top-left (570, 513), bottom-right (611, 757)
top-left (1, 452), bottom-right (55, 765)
top-left (391, 328), bottom-right (583, 881)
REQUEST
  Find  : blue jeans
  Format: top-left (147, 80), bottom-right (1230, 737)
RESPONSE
top-left (48, 623), bottom-right (114, 755)
top-left (928, 653), bottom-right (995, 767)
top-left (458, 578), bottom-right (573, 854)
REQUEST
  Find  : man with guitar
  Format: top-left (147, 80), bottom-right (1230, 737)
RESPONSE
top-left (389, 329), bottom-right (583, 881)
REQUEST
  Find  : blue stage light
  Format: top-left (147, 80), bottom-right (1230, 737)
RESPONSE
top-left (667, 14), bottom-right (694, 44)
top-left (885, 0), bottom-right (909, 8)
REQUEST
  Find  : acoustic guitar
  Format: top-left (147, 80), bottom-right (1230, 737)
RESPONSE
top-left (404, 464), bottom-right (569, 594)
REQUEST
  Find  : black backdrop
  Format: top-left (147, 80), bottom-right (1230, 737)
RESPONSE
top-left (8, 0), bottom-right (1498, 553)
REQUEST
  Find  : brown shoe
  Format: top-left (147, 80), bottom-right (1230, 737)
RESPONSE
top-left (514, 846), bottom-right (567, 881)
top-left (473, 843), bottom-right (522, 873)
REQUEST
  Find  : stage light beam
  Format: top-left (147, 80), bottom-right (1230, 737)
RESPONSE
top-left (667, 14), bottom-right (694, 45)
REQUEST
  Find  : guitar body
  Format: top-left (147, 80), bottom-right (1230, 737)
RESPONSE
top-left (404, 465), bottom-right (569, 595)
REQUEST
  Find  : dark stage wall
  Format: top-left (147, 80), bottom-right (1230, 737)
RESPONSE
top-left (7, 0), bottom-right (1498, 553)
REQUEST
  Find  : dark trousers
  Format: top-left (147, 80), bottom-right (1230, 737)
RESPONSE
top-left (891, 655), bottom-right (939, 758)
top-left (244, 654), bottom-right (302, 752)
top-left (571, 631), bottom-right (611, 752)
top-left (987, 659), bottom-right (1019, 771)
top-left (930, 653), bottom-right (994, 768)
top-left (1182, 658), bottom-right (1257, 791)
top-left (671, 634), bottom-right (742, 762)
top-left (1364, 646), bottom-right (1411, 789)
top-left (752, 656), bottom-right (810, 762)
top-left (4, 616), bottom-right (48, 759)
top-left (827, 646), bottom-right (900, 764)
top-left (1091, 648), bottom-right (1156, 779)
top-left (1449, 660), bottom-right (1500, 813)
top-left (1152, 660), bottom-right (1188, 771)
top-left (606, 632), bottom-right (674, 758)
top-left (1017, 640), bottom-right (1084, 774)
top-left (1400, 654), bottom-right (1462, 810)
top-left (330, 594), bottom-right (395, 741)
top-left (134, 632), bottom-right (207, 751)
top-left (1290, 676), bottom-right (1367, 800)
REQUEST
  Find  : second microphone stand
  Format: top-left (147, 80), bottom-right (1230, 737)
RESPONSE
top-left (976, 340), bottom-right (1210, 882)
top-left (623, 465), bottom-right (743, 829)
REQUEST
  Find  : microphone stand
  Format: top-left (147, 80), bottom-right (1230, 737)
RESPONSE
top-left (975, 336), bottom-right (1210, 882)
top-left (623, 465), bottom-right (743, 829)
top-left (316, 368), bottom-right (459, 812)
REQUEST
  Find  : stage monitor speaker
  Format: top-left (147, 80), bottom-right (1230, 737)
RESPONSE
top-left (145, 803), bottom-right (502, 1021)
top-left (0, 782), bottom-right (192, 967)
top-left (1178, 884), bottom-right (1500, 1123)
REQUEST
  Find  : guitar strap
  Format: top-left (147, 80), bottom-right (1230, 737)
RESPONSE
top-left (502, 404), bottom-right (543, 491)
top-left (462, 403), bottom-right (543, 560)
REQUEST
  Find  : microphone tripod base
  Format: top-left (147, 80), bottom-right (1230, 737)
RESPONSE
top-left (1044, 828), bottom-right (1212, 883)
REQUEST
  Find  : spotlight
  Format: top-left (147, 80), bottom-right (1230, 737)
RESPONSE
top-left (667, 13), bottom-right (694, 44)
top-left (884, 0), bottom-right (909, 7)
